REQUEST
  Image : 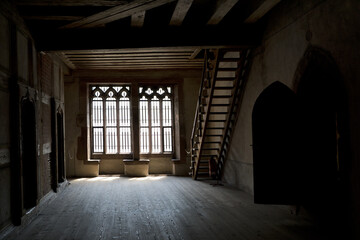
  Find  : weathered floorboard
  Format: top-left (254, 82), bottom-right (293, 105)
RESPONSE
top-left (9, 176), bottom-right (325, 240)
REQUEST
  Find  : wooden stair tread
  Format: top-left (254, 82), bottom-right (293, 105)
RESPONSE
top-left (194, 139), bottom-right (218, 144)
top-left (191, 48), bottom-right (248, 180)
top-left (211, 103), bottom-right (230, 106)
top-left (214, 86), bottom-right (234, 90)
top-left (219, 58), bottom-right (241, 62)
top-left (212, 95), bottom-right (232, 98)
top-left (197, 172), bottom-right (210, 175)
top-left (217, 67), bottom-right (238, 71)
top-left (198, 166), bottom-right (209, 169)
top-left (200, 154), bottom-right (217, 156)
top-left (200, 119), bottom-right (226, 122)
top-left (207, 120), bottom-right (226, 122)
top-left (209, 112), bottom-right (228, 114)
top-left (215, 77), bottom-right (236, 81)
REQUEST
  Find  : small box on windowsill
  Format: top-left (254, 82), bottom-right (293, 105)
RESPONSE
top-left (123, 159), bottom-right (150, 177)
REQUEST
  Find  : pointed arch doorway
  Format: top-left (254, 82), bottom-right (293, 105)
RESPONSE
top-left (294, 47), bottom-right (350, 226)
top-left (252, 46), bottom-right (350, 237)
top-left (252, 81), bottom-right (304, 204)
top-left (21, 96), bottom-right (38, 210)
top-left (57, 108), bottom-right (65, 183)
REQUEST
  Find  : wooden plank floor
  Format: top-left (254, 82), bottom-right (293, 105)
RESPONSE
top-left (10, 175), bottom-right (326, 240)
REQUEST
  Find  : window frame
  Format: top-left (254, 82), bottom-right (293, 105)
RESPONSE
top-left (90, 85), bottom-right (132, 158)
top-left (139, 85), bottom-right (174, 156)
top-left (89, 84), bottom-right (174, 158)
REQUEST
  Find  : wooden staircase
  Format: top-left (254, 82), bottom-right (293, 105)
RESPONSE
top-left (190, 48), bottom-right (251, 180)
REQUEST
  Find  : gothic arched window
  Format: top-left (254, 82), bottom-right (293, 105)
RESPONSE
top-left (139, 86), bottom-right (173, 154)
top-left (90, 85), bottom-right (173, 155)
top-left (91, 86), bottom-right (131, 154)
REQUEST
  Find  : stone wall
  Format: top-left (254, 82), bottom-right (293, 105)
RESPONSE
top-left (64, 70), bottom-right (201, 177)
top-left (224, 0), bottom-right (360, 237)
top-left (0, 1), bottom-right (67, 231)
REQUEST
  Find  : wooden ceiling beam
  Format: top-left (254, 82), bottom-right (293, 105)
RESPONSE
top-left (54, 53), bottom-right (76, 69)
top-left (131, 11), bottom-right (146, 27)
top-left (169, 0), bottom-right (194, 26)
top-left (68, 56), bottom-right (195, 60)
top-left (78, 64), bottom-right (201, 67)
top-left (244, 0), bottom-right (281, 23)
top-left (72, 59), bottom-right (202, 63)
top-left (207, 0), bottom-right (239, 25)
top-left (76, 63), bottom-right (202, 67)
top-left (60, 0), bottom-right (176, 29)
top-left (36, 25), bottom-right (261, 51)
top-left (60, 48), bottom-right (196, 54)
top-left (72, 63), bottom-right (202, 67)
top-left (189, 48), bottom-right (202, 59)
top-left (66, 54), bottom-right (192, 58)
top-left (15, 0), bottom-right (128, 7)
top-left (73, 58), bottom-right (199, 61)
top-left (77, 65), bottom-right (202, 69)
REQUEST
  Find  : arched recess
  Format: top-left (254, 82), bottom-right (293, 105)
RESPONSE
top-left (294, 47), bottom-right (350, 226)
top-left (20, 95), bottom-right (38, 210)
top-left (252, 81), bottom-right (304, 204)
top-left (57, 107), bottom-right (65, 183)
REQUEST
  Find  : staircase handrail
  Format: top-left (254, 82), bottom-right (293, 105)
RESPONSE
top-left (193, 49), bottom-right (220, 179)
top-left (190, 50), bottom-right (208, 144)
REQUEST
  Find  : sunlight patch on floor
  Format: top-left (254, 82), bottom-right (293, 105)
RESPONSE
top-left (87, 176), bottom-right (118, 181)
top-left (128, 175), bottom-right (166, 181)
top-left (72, 176), bottom-right (119, 182)
top-left (71, 175), bottom-right (167, 182)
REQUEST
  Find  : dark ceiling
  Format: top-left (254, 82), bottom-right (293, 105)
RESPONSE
top-left (14, 0), bottom-right (281, 70)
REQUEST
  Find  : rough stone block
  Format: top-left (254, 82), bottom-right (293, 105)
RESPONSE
top-left (123, 159), bottom-right (150, 177)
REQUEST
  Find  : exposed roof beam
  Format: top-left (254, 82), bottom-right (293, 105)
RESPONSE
top-left (131, 11), bottom-right (146, 27)
top-left (15, 0), bottom-right (128, 7)
top-left (69, 59), bottom-right (203, 63)
top-left (77, 65), bottom-right (202, 69)
top-left (60, 0), bottom-right (176, 29)
top-left (207, 0), bottom-right (239, 25)
top-left (244, 0), bottom-right (281, 23)
top-left (189, 48), bottom-right (202, 59)
top-left (54, 52), bottom-right (76, 69)
top-left (169, 0), bottom-right (194, 26)
top-left (66, 53), bottom-right (193, 58)
top-left (35, 25), bottom-right (261, 51)
top-left (72, 60), bottom-right (202, 65)
top-left (57, 47), bottom-right (198, 54)
top-left (68, 56), bottom-right (195, 60)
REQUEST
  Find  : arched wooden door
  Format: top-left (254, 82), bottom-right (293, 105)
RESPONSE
top-left (252, 81), bottom-right (304, 204)
top-left (57, 109), bottom-right (65, 183)
top-left (295, 48), bottom-right (349, 229)
top-left (252, 48), bottom-right (350, 237)
top-left (21, 98), bottom-right (38, 210)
